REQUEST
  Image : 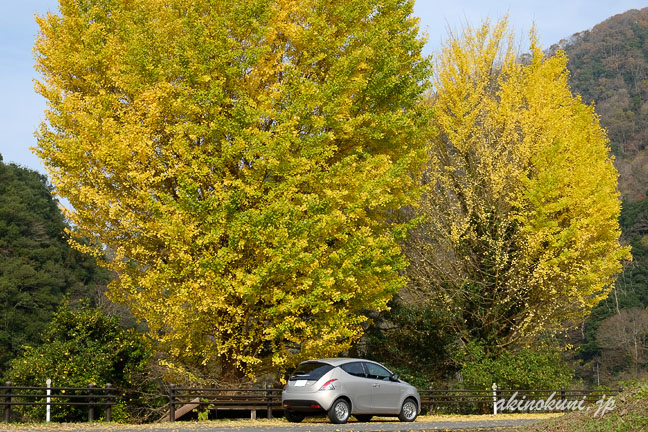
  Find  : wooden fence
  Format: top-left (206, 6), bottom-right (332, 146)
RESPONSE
top-left (419, 387), bottom-right (623, 414)
top-left (164, 385), bottom-right (624, 421)
top-left (0, 382), bottom-right (624, 423)
top-left (166, 385), bottom-right (283, 421)
top-left (0, 382), bottom-right (116, 423)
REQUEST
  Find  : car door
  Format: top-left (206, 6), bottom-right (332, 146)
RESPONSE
top-left (364, 362), bottom-right (402, 414)
top-left (340, 361), bottom-right (373, 413)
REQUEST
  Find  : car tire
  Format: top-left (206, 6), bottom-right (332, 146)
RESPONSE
top-left (398, 398), bottom-right (418, 422)
top-left (284, 410), bottom-right (305, 423)
top-left (327, 398), bottom-right (351, 424)
top-left (354, 414), bottom-right (373, 422)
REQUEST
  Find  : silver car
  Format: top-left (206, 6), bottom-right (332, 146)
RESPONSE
top-left (281, 358), bottom-right (420, 424)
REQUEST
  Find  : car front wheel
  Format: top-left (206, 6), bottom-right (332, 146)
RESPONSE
top-left (328, 398), bottom-right (350, 424)
top-left (398, 398), bottom-right (418, 422)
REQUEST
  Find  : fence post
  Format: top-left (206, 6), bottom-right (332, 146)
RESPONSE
top-left (88, 383), bottom-right (95, 422)
top-left (3, 381), bottom-right (11, 423)
top-left (496, 385), bottom-right (502, 414)
top-left (560, 387), bottom-right (566, 409)
top-left (169, 384), bottom-right (176, 422)
top-left (105, 384), bottom-right (112, 422)
top-left (492, 383), bottom-right (497, 415)
top-left (266, 384), bottom-right (273, 419)
top-left (427, 386), bottom-right (434, 414)
top-left (251, 387), bottom-right (256, 422)
top-left (46, 378), bottom-right (51, 422)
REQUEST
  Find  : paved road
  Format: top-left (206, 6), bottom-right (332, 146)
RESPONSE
top-left (0, 418), bottom-right (540, 432)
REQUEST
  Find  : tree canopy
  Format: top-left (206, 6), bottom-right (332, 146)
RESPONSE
top-left (34, 0), bottom-right (432, 379)
top-left (404, 19), bottom-right (630, 354)
top-left (0, 155), bottom-right (108, 373)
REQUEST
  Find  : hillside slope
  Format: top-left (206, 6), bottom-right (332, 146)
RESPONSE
top-left (556, 7), bottom-right (648, 200)
top-left (0, 155), bottom-right (109, 373)
top-left (524, 384), bottom-right (648, 432)
top-left (548, 7), bottom-right (648, 386)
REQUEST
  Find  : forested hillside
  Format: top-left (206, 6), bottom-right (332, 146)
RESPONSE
top-left (557, 7), bottom-right (648, 200)
top-left (553, 8), bottom-right (648, 383)
top-left (573, 197), bottom-right (648, 382)
top-left (0, 155), bottom-right (109, 372)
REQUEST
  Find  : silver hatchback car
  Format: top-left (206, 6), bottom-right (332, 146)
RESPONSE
top-left (281, 358), bottom-right (420, 424)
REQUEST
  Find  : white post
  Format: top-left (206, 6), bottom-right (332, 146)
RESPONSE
top-left (46, 379), bottom-right (51, 422)
top-left (492, 382), bottom-right (497, 415)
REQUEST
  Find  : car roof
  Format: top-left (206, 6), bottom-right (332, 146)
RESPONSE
top-left (301, 358), bottom-right (378, 367)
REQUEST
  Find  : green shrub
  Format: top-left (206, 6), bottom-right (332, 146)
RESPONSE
top-left (456, 342), bottom-right (574, 390)
top-left (4, 303), bottom-right (153, 422)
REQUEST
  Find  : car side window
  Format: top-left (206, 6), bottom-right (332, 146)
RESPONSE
top-left (340, 361), bottom-right (366, 378)
top-left (364, 362), bottom-right (392, 381)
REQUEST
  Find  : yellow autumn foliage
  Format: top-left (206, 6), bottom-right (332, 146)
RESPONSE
top-left (405, 18), bottom-right (631, 351)
top-left (33, 0), bottom-right (431, 379)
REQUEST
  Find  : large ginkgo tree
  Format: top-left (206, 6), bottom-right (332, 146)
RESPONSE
top-left (405, 19), bottom-right (631, 354)
top-left (34, 0), bottom-right (431, 380)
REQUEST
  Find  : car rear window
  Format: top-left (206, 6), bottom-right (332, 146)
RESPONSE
top-left (289, 362), bottom-right (334, 381)
top-left (341, 361), bottom-right (366, 377)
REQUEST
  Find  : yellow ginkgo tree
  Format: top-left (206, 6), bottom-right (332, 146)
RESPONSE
top-left (34, 0), bottom-right (431, 380)
top-left (405, 18), bottom-right (631, 354)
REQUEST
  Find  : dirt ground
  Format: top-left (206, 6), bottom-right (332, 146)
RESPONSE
top-left (0, 413), bottom-right (562, 431)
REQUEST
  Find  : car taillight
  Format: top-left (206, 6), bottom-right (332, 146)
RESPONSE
top-left (319, 379), bottom-right (337, 391)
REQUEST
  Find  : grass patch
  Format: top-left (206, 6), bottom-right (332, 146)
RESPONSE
top-left (522, 383), bottom-right (648, 432)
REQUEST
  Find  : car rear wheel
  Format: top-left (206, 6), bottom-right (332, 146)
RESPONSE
top-left (327, 398), bottom-right (350, 424)
top-left (284, 410), bottom-right (305, 423)
top-left (398, 398), bottom-right (418, 422)
top-left (354, 414), bottom-right (373, 422)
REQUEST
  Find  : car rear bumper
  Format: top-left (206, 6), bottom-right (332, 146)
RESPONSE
top-left (282, 399), bottom-right (327, 412)
top-left (282, 388), bottom-right (339, 411)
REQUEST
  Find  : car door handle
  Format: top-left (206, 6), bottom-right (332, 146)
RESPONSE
top-left (372, 384), bottom-right (380, 387)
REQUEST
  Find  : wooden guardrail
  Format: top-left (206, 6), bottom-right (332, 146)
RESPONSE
top-left (164, 385), bottom-right (624, 421)
top-left (419, 387), bottom-right (623, 414)
top-left (166, 385), bottom-right (283, 421)
top-left (1, 382), bottom-right (625, 423)
top-left (0, 381), bottom-right (116, 423)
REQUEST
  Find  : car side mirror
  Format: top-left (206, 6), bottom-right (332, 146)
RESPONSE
top-left (390, 373), bottom-right (399, 382)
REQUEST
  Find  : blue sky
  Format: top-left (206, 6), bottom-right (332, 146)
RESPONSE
top-left (2, 0), bottom-right (647, 174)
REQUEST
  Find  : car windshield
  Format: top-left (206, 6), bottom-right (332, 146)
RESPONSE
top-left (289, 362), bottom-right (334, 381)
